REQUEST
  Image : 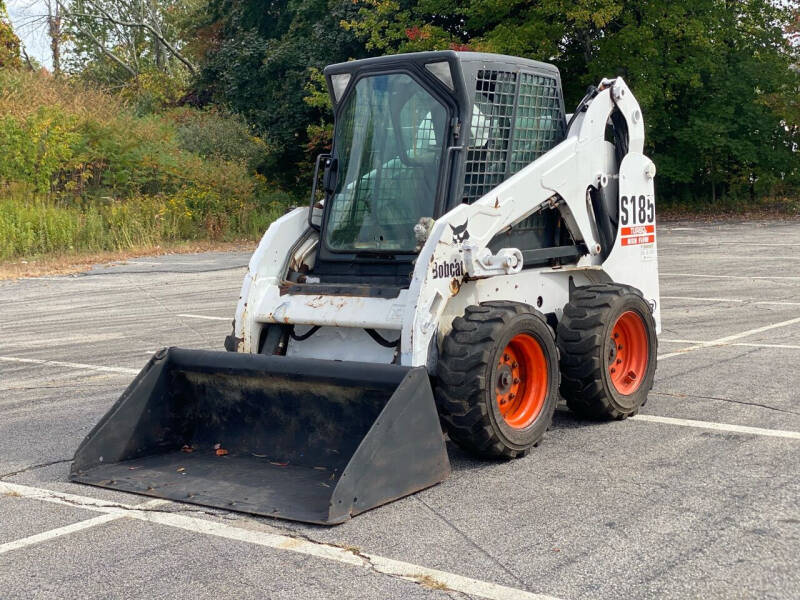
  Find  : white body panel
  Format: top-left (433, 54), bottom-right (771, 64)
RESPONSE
top-left (232, 78), bottom-right (660, 370)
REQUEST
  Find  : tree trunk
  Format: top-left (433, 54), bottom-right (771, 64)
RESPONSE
top-left (48, 8), bottom-right (61, 76)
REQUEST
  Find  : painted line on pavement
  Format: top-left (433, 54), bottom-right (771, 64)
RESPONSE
top-left (661, 339), bottom-right (800, 351)
top-left (0, 499), bottom-right (167, 555)
top-left (0, 482), bottom-right (562, 600)
top-left (661, 272), bottom-right (800, 281)
top-left (631, 415), bottom-right (800, 440)
top-left (0, 356), bottom-right (139, 375)
top-left (658, 253), bottom-right (800, 261)
top-left (0, 514), bottom-right (120, 555)
top-left (657, 315), bottom-right (800, 360)
top-left (177, 314), bottom-right (231, 321)
top-left (661, 295), bottom-right (800, 307)
top-left (668, 241), bottom-right (800, 247)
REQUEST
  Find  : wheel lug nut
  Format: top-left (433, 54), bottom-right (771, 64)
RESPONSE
top-left (614, 333), bottom-right (619, 338)
top-left (610, 368), bottom-right (616, 373)
top-left (628, 370), bottom-right (637, 380)
top-left (509, 393), bottom-right (516, 400)
top-left (513, 377), bottom-right (520, 384)
top-left (511, 361), bottom-right (518, 368)
top-left (503, 353), bottom-right (510, 361)
top-left (618, 345), bottom-right (623, 350)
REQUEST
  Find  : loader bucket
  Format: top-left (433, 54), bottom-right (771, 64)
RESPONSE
top-left (70, 348), bottom-right (450, 525)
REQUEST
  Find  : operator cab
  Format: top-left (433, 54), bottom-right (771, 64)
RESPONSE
top-left (301, 51), bottom-right (574, 288)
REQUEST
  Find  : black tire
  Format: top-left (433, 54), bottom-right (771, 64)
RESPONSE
top-left (435, 302), bottom-right (560, 459)
top-left (557, 284), bottom-right (658, 420)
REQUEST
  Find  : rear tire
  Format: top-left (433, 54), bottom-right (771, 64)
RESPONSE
top-left (435, 302), bottom-right (560, 459)
top-left (557, 284), bottom-right (657, 420)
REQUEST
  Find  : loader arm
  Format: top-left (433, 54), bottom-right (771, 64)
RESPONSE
top-left (402, 77), bottom-right (658, 366)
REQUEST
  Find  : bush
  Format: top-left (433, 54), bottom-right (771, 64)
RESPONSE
top-left (120, 69), bottom-right (190, 115)
top-left (170, 107), bottom-right (268, 171)
top-left (0, 70), bottom-right (295, 260)
top-left (0, 71), bottom-right (261, 199)
top-left (0, 107), bottom-right (79, 193)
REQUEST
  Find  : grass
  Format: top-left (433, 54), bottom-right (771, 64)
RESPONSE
top-left (0, 189), bottom-right (287, 263)
top-left (415, 574), bottom-right (450, 591)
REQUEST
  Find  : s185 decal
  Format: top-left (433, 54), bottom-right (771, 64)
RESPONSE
top-left (620, 195), bottom-right (654, 226)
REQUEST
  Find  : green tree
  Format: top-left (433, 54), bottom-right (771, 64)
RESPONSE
top-left (58, 0), bottom-right (197, 109)
top-left (582, 0), bottom-right (799, 201)
top-left (344, 0), bottom-right (800, 202)
top-left (192, 0), bottom-right (369, 188)
top-left (0, 0), bottom-right (21, 70)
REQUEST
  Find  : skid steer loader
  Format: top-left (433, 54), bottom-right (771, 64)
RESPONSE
top-left (71, 51), bottom-right (660, 525)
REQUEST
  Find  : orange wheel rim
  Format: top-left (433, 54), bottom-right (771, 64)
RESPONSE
top-left (495, 334), bottom-right (548, 429)
top-left (608, 311), bottom-right (649, 395)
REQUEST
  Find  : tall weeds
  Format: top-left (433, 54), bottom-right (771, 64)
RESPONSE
top-left (0, 70), bottom-right (291, 260)
top-left (0, 190), bottom-right (288, 260)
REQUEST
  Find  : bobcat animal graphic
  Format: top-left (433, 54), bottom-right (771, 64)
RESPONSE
top-left (450, 221), bottom-right (470, 245)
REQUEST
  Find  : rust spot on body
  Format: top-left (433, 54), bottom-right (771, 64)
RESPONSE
top-left (449, 278), bottom-right (461, 295)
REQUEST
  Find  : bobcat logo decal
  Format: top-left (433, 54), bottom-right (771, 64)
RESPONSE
top-left (450, 221), bottom-right (470, 245)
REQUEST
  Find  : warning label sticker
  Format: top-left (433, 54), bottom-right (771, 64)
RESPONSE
top-left (620, 225), bottom-right (655, 246)
top-left (641, 244), bottom-right (658, 262)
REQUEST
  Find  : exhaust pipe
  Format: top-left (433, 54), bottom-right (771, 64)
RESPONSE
top-left (70, 348), bottom-right (450, 525)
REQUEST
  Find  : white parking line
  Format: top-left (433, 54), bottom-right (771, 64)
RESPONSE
top-left (661, 272), bottom-right (800, 281)
top-left (661, 295), bottom-right (749, 303)
top-left (0, 514), bottom-right (121, 555)
top-left (0, 482), bottom-right (561, 600)
top-left (631, 415), bottom-right (800, 440)
top-left (661, 339), bottom-right (800, 350)
top-left (177, 314), bottom-right (231, 321)
top-left (658, 315), bottom-right (800, 360)
top-left (0, 356), bottom-right (139, 375)
top-left (17, 276), bottom-right (77, 281)
top-left (669, 241), bottom-right (800, 247)
top-left (662, 295), bottom-right (800, 307)
top-left (0, 498), bottom-right (167, 555)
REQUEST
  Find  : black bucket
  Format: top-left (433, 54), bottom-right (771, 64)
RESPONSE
top-left (70, 348), bottom-right (450, 525)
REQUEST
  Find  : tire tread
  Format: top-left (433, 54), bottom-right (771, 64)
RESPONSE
top-left (557, 284), bottom-right (657, 420)
top-left (435, 302), bottom-right (557, 459)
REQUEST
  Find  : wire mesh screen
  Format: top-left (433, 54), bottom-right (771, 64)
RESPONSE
top-left (463, 70), bottom-right (517, 203)
top-left (463, 70), bottom-right (565, 203)
top-left (510, 73), bottom-right (565, 174)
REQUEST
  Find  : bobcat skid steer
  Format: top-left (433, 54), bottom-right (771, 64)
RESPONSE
top-left (71, 51), bottom-right (660, 525)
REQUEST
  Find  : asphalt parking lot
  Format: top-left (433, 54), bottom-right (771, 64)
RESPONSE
top-left (1, 220), bottom-right (799, 600)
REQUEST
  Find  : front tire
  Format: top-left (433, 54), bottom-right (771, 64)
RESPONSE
top-left (435, 302), bottom-right (560, 459)
top-left (557, 284), bottom-right (658, 419)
